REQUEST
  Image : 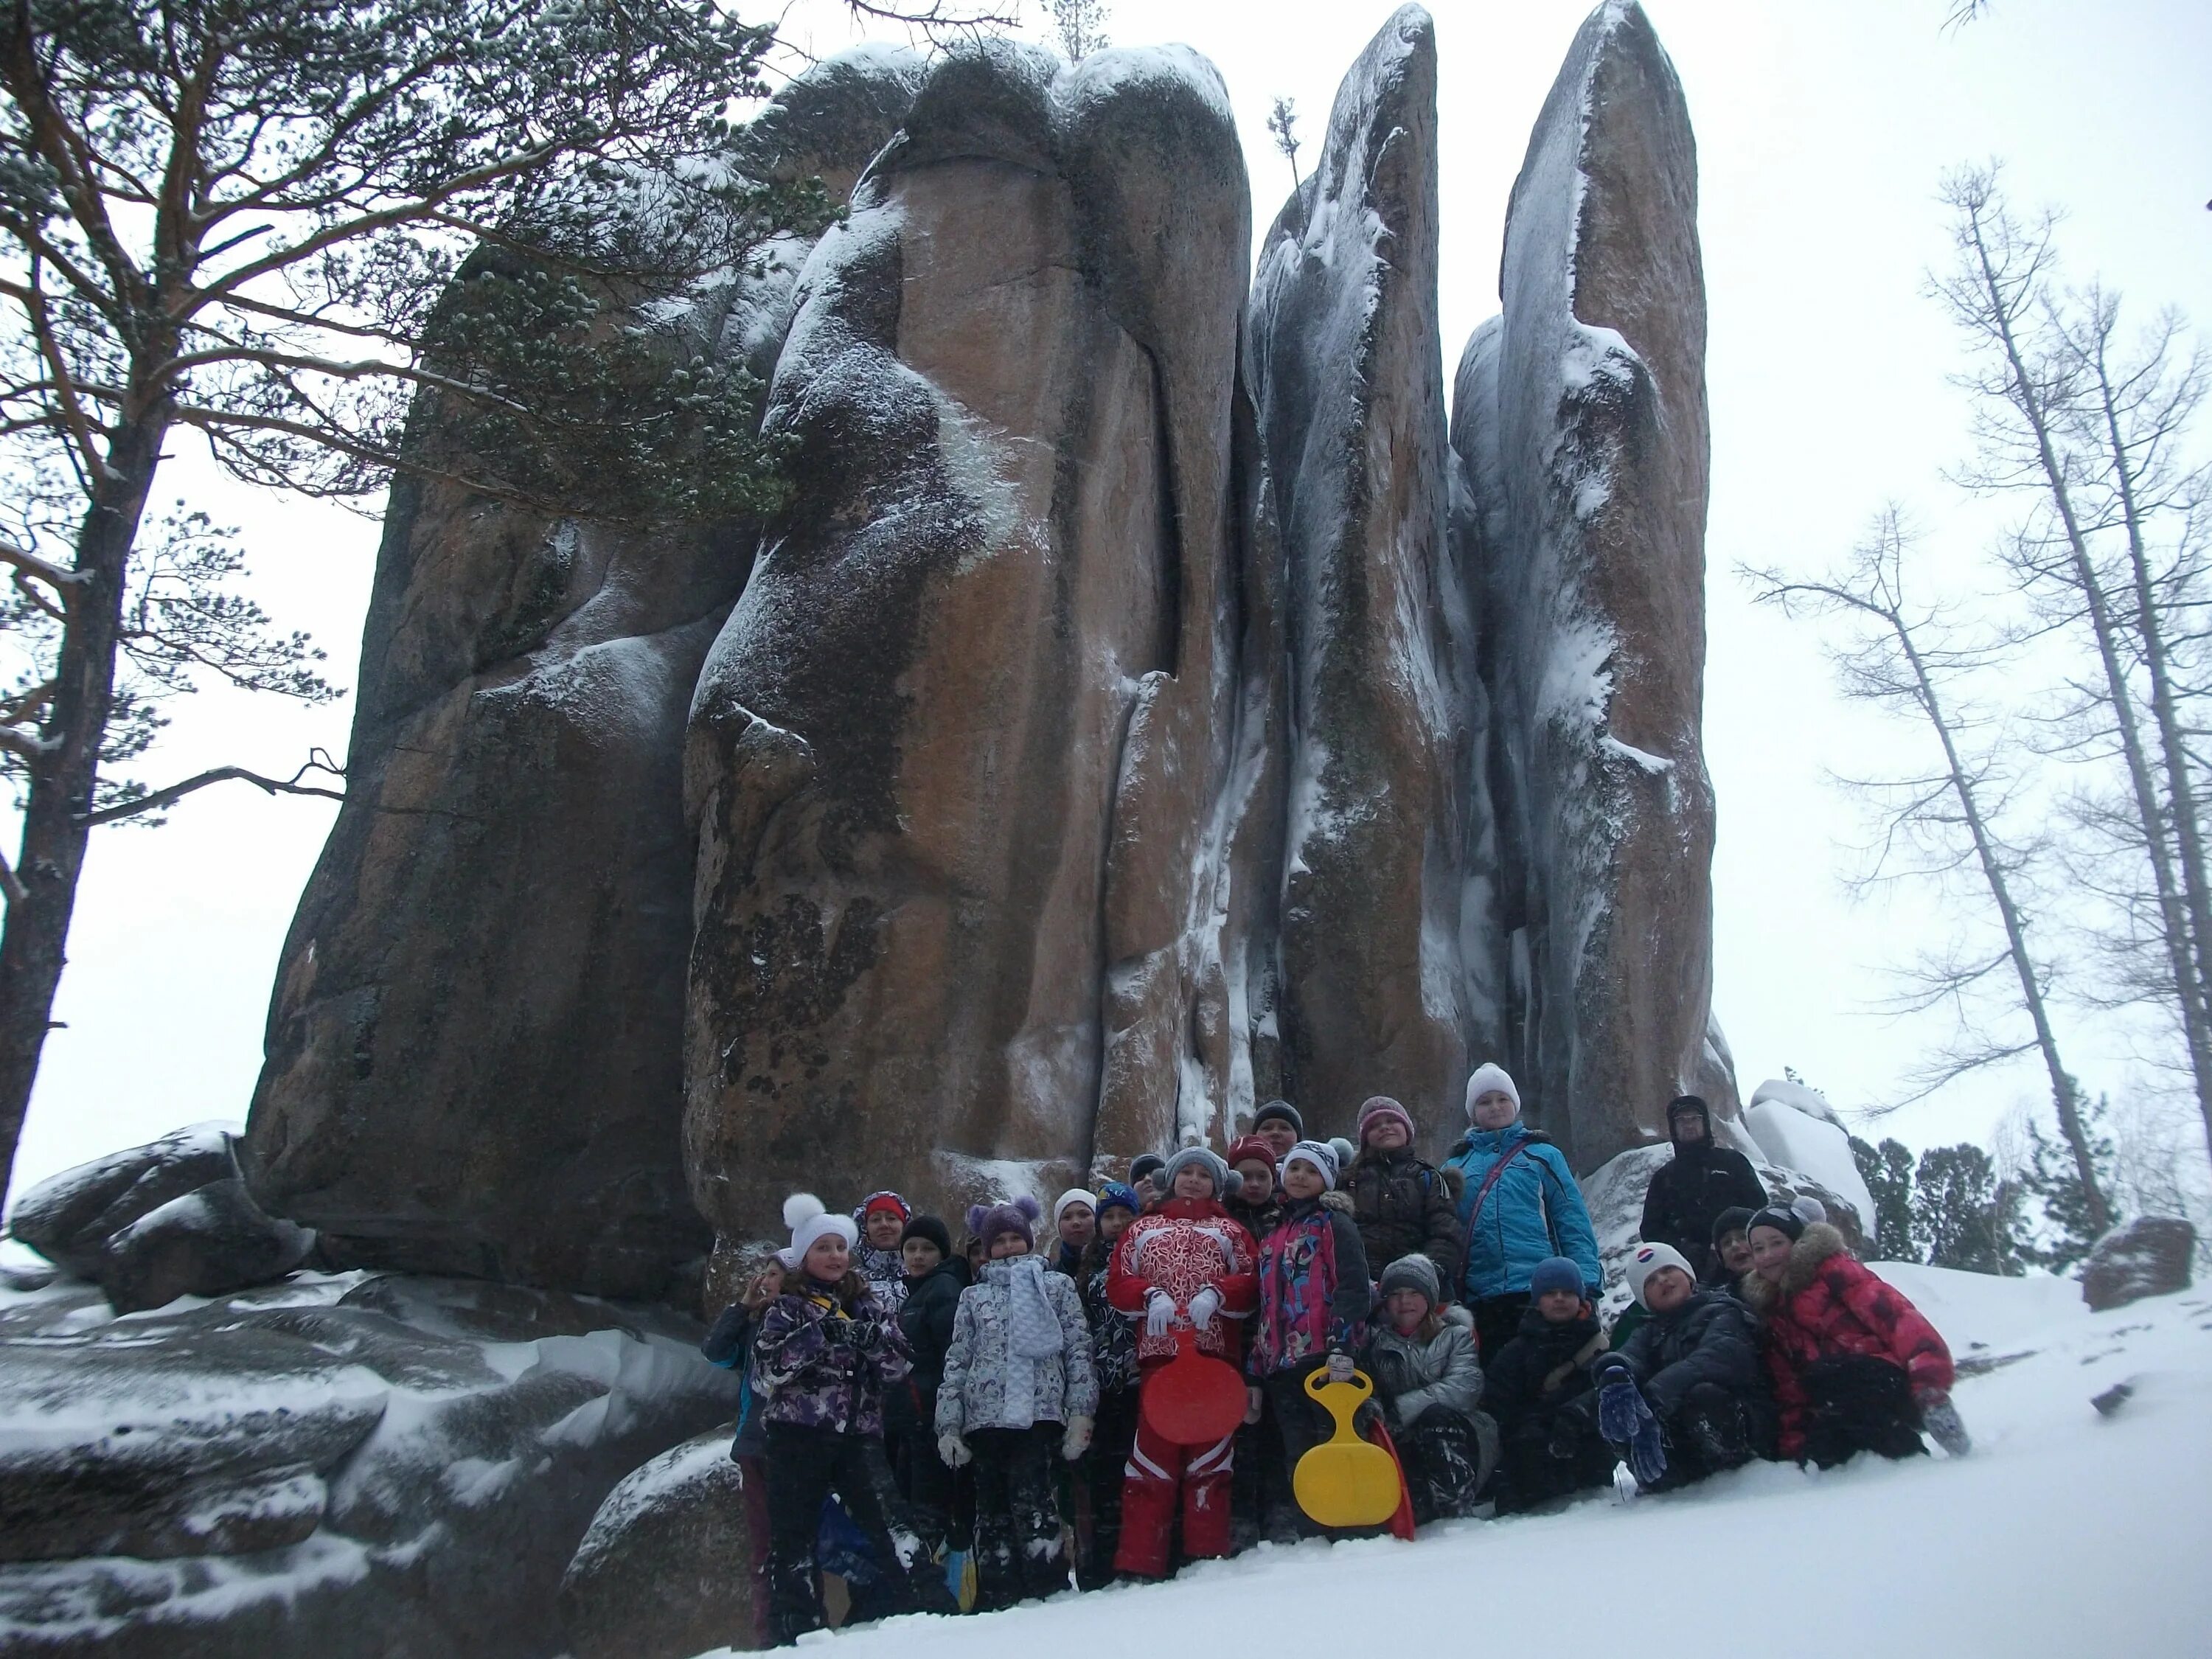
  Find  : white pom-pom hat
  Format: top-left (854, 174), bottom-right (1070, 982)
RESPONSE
top-left (778, 1192), bottom-right (858, 1271)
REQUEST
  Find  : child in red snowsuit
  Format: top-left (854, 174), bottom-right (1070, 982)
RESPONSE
top-left (1105, 1145), bottom-right (1259, 1579)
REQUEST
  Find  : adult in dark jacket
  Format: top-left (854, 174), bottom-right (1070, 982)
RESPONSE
top-left (1638, 1095), bottom-right (1768, 1281)
top-left (1482, 1256), bottom-right (1615, 1513)
top-left (1593, 1242), bottom-right (1773, 1491)
top-left (890, 1214), bottom-right (967, 1551)
top-left (1343, 1096), bottom-right (1461, 1287)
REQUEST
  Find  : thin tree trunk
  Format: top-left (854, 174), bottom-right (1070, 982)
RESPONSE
top-left (1893, 603), bottom-right (2111, 1235)
top-left (2087, 334), bottom-right (2212, 1163)
top-left (1960, 207), bottom-right (2129, 1231)
top-left (0, 412), bottom-right (167, 1204)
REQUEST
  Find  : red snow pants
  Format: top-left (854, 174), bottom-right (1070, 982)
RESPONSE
top-left (1113, 1416), bottom-right (1234, 1579)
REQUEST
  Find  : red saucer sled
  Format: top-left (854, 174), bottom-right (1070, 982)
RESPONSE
top-left (1139, 1326), bottom-right (1248, 1445)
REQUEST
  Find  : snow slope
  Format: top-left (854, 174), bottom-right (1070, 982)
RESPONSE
top-left (703, 1269), bottom-right (2212, 1658)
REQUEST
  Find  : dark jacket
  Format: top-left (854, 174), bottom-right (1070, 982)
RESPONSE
top-left (889, 1256), bottom-right (969, 1433)
top-left (1608, 1287), bottom-right (1767, 1421)
top-left (1247, 1193), bottom-right (1371, 1378)
top-left (1227, 1192), bottom-right (1283, 1245)
top-left (1343, 1148), bottom-right (1461, 1284)
top-left (1639, 1144), bottom-right (1768, 1280)
top-left (1483, 1304), bottom-right (1608, 1429)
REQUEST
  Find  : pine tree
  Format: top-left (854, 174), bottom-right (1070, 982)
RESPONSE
top-left (2017, 1094), bottom-right (2121, 1273)
top-left (1851, 1135), bottom-right (1919, 1257)
top-left (1912, 1144), bottom-right (2020, 1274)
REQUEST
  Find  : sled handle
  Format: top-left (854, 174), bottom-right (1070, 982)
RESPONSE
top-left (1304, 1368), bottom-right (1373, 1410)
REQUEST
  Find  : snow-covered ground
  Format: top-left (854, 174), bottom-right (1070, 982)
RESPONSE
top-left (717, 1267), bottom-right (2212, 1658)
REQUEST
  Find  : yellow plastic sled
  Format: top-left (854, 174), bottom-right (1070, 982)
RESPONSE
top-left (1292, 1368), bottom-right (1403, 1528)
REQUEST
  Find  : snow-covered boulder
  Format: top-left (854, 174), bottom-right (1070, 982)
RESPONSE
top-left (0, 1272), bottom-right (740, 1658)
top-left (558, 1426), bottom-right (753, 1659)
top-left (240, 49), bottom-right (925, 1301)
top-left (1746, 1076), bottom-right (1848, 1131)
top-left (9, 1128), bottom-right (315, 1314)
top-left (1740, 1096), bottom-right (1876, 1244)
top-left (1450, 0), bottom-right (1717, 1169)
top-left (2081, 1216), bottom-right (2197, 1312)
top-left (683, 38), bottom-right (1256, 1241)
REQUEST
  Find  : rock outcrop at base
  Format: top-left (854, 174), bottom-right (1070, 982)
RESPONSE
top-left (0, 1273), bottom-right (738, 1658)
top-left (2081, 1216), bottom-right (2198, 1312)
top-left (681, 41), bottom-right (1253, 1242)
top-left (1244, 4), bottom-right (1489, 1151)
top-left (1449, 0), bottom-right (1717, 1166)
top-left (238, 51), bottom-right (925, 1298)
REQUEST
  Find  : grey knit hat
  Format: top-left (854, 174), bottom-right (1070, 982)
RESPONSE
top-left (1161, 1145), bottom-right (1240, 1200)
top-left (1378, 1253), bottom-right (1441, 1307)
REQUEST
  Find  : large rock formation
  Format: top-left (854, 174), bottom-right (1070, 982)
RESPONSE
top-left (681, 42), bottom-right (1254, 1242)
top-left (0, 1273), bottom-right (738, 1658)
top-left (1244, 5), bottom-right (1489, 1152)
top-left (1449, 0), bottom-right (1717, 1166)
top-left (239, 52), bottom-right (926, 1298)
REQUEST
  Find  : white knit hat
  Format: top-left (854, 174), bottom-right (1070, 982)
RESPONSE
top-left (777, 1192), bottom-right (858, 1270)
top-left (1464, 1062), bottom-right (1522, 1120)
top-left (1054, 1188), bottom-right (1099, 1225)
top-left (1626, 1241), bottom-right (1696, 1309)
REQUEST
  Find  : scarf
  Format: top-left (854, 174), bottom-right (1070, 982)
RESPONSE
top-left (990, 1253), bottom-right (1064, 1427)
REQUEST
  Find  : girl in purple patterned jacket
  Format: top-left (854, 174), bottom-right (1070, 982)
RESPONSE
top-left (751, 1194), bottom-right (932, 1644)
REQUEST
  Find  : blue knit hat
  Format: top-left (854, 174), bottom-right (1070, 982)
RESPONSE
top-left (1094, 1181), bottom-right (1141, 1220)
top-left (1528, 1256), bottom-right (1584, 1298)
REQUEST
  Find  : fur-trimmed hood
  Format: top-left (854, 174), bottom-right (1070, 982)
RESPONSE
top-left (1740, 1221), bottom-right (1849, 1311)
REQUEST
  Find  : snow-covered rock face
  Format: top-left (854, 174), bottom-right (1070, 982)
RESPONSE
top-left (0, 1272), bottom-right (738, 1658)
top-left (1243, 4), bottom-right (1491, 1153)
top-left (1450, 0), bottom-right (1718, 1168)
top-left (681, 41), bottom-right (1255, 1245)
top-left (2081, 1215), bottom-right (2197, 1312)
top-left (557, 1427), bottom-right (751, 1659)
top-left (238, 49), bottom-right (925, 1301)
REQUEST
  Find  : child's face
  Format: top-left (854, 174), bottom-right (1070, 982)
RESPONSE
top-left (748, 1260), bottom-right (786, 1304)
top-left (864, 1210), bottom-right (905, 1249)
top-left (989, 1231), bottom-right (1031, 1260)
top-left (1281, 1160), bottom-right (1325, 1201)
top-left (1364, 1117), bottom-right (1411, 1152)
top-left (1536, 1287), bottom-right (1582, 1322)
top-left (1386, 1287), bottom-right (1430, 1332)
top-left (1749, 1226), bottom-right (1794, 1281)
top-left (1058, 1204), bottom-right (1096, 1246)
top-left (1470, 1090), bottom-right (1519, 1131)
top-left (1642, 1266), bottom-right (1694, 1315)
top-left (966, 1239), bottom-right (987, 1270)
top-left (1234, 1161), bottom-right (1274, 1203)
top-left (1172, 1164), bottom-right (1217, 1202)
top-left (802, 1234), bottom-right (849, 1281)
top-left (1256, 1121), bottom-right (1298, 1159)
top-left (1099, 1207), bottom-right (1133, 1242)
top-left (902, 1237), bottom-right (942, 1276)
top-left (1717, 1229), bottom-right (1753, 1274)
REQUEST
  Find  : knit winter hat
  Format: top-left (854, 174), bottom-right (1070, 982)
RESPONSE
top-left (1252, 1099), bottom-right (1304, 1136)
top-left (1225, 1135), bottom-right (1278, 1175)
top-left (1161, 1145), bottom-right (1239, 1199)
top-left (1528, 1256), bottom-right (1585, 1299)
top-left (1627, 1241), bottom-right (1697, 1309)
top-left (778, 1193), bottom-right (858, 1270)
top-left (1357, 1095), bottom-right (1416, 1146)
top-left (1464, 1062), bottom-right (1522, 1120)
top-left (1378, 1253), bottom-right (1441, 1307)
top-left (1748, 1204), bottom-right (1806, 1243)
top-left (967, 1194), bottom-right (1043, 1252)
top-left (857, 1190), bottom-right (911, 1224)
top-left (1094, 1181), bottom-right (1141, 1220)
top-left (900, 1214), bottom-right (952, 1258)
top-left (1053, 1189), bottom-right (1098, 1225)
top-left (1791, 1194), bottom-right (1828, 1226)
top-left (1710, 1206), bottom-right (1758, 1248)
top-left (1282, 1138), bottom-right (1340, 1190)
top-left (1128, 1153), bottom-right (1167, 1191)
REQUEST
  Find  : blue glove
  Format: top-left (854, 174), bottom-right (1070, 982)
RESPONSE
top-left (1598, 1375), bottom-right (1667, 1486)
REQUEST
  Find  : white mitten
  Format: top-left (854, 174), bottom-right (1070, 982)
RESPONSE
top-left (937, 1432), bottom-right (972, 1469)
top-left (1061, 1415), bottom-right (1093, 1460)
top-left (1187, 1285), bottom-right (1222, 1332)
top-left (1144, 1287), bottom-right (1175, 1338)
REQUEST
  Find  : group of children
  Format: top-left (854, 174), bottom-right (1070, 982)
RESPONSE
top-left (706, 1071), bottom-right (1972, 1647)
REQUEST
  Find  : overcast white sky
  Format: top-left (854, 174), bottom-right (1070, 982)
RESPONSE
top-left (9, 0), bottom-right (2210, 1211)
